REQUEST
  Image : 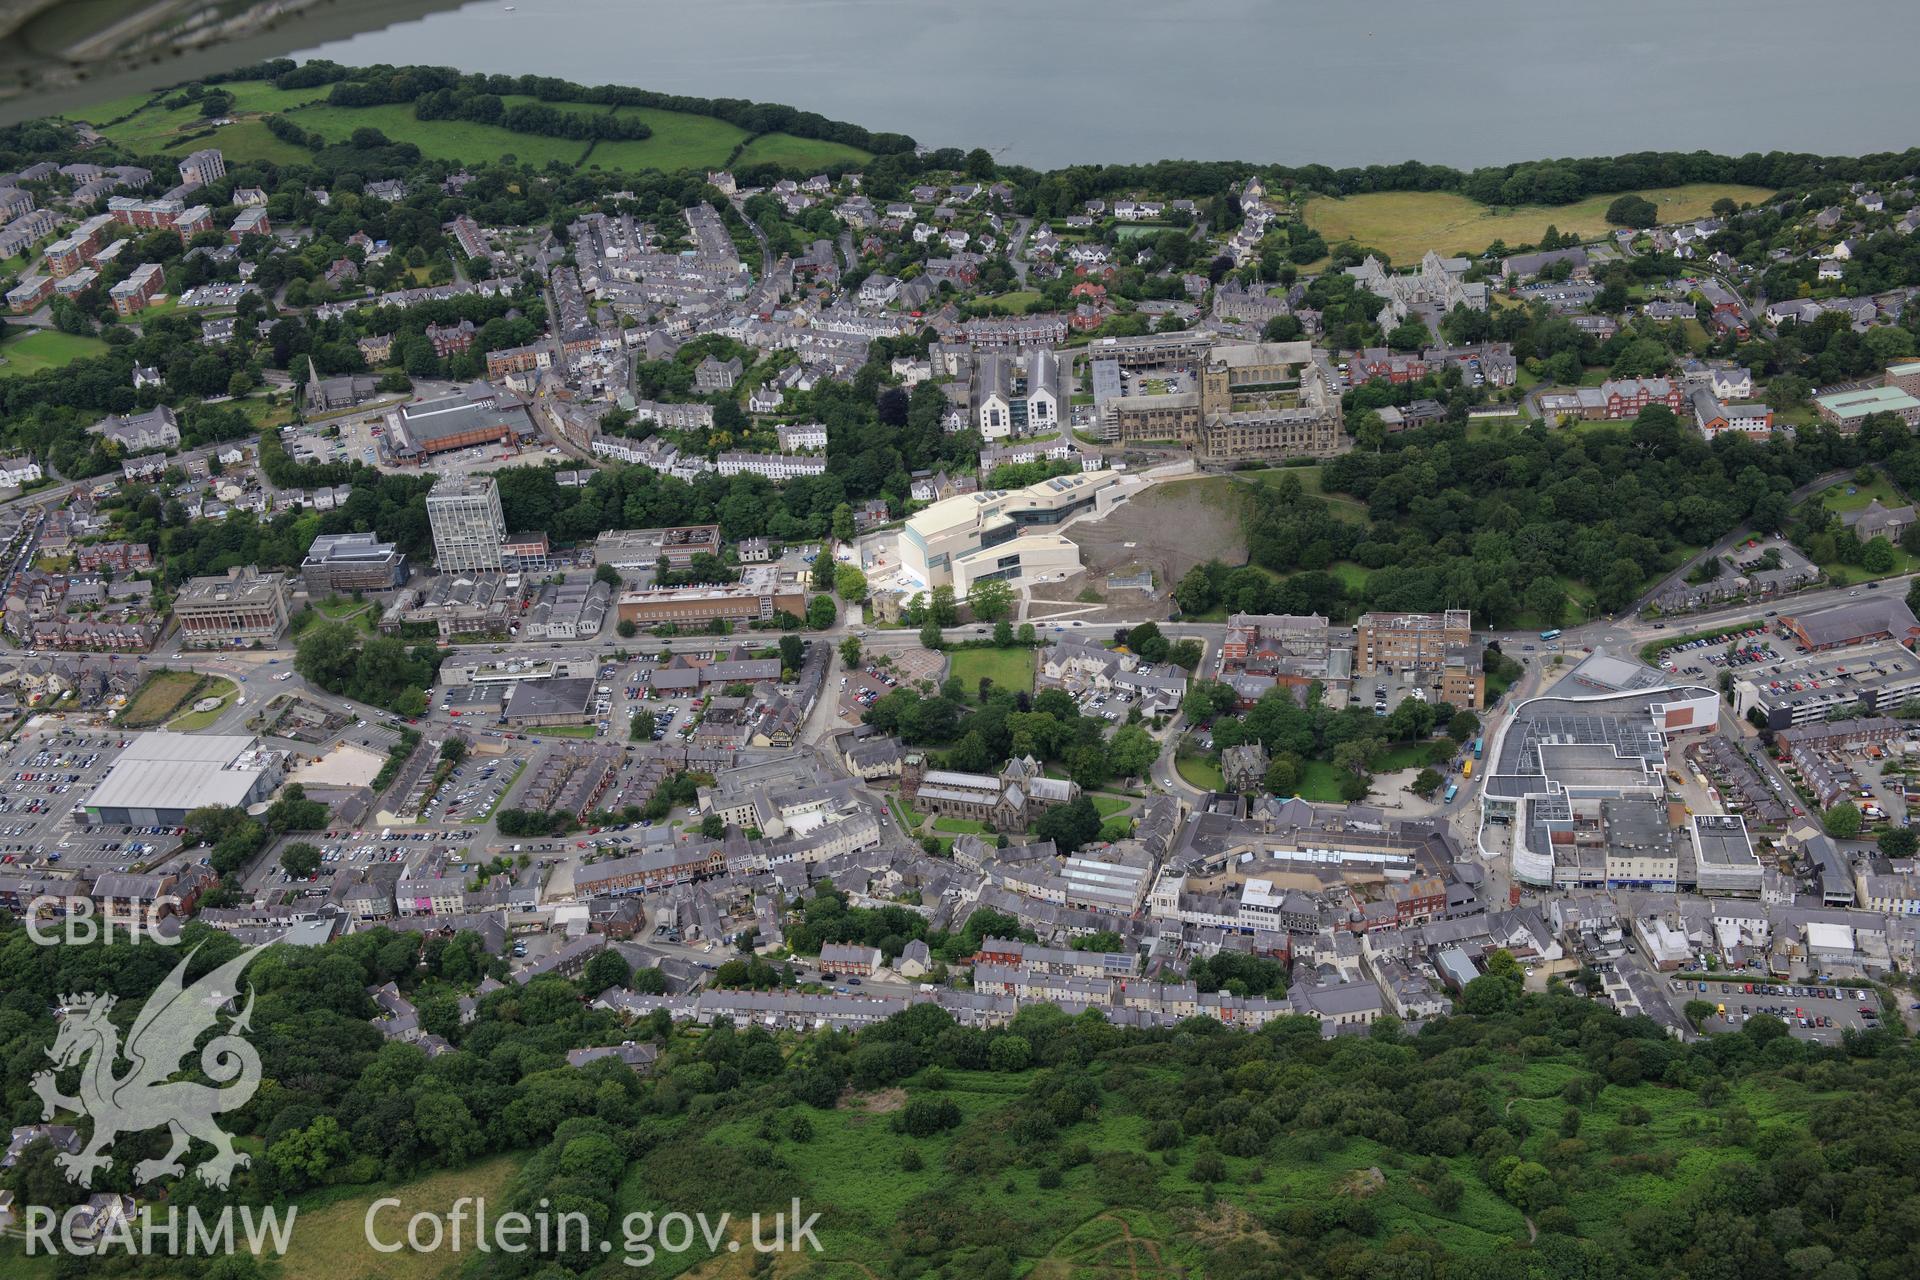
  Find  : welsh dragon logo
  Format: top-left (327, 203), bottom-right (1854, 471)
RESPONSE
top-left (31, 945), bottom-right (265, 1189)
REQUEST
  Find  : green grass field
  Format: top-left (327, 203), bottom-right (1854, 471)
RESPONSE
top-left (736, 131), bottom-right (872, 169)
top-left (1817, 469), bottom-right (1908, 514)
top-left (948, 646), bottom-right (1036, 695)
top-left (1244, 466), bottom-right (1373, 525)
top-left (273, 1154), bottom-right (525, 1280)
top-left (231, 394), bottom-right (296, 430)
top-left (312, 595), bottom-right (380, 633)
top-left (95, 98), bottom-right (209, 150)
top-left (1373, 739), bottom-right (1449, 772)
top-left (86, 79), bottom-right (399, 156)
top-left (75, 79), bottom-right (867, 176)
top-left (291, 103), bottom-right (592, 168)
top-left (121, 669), bottom-right (204, 727)
top-left (1303, 183), bottom-right (1776, 263)
top-left (0, 330), bottom-right (109, 378)
top-left (222, 81), bottom-right (339, 114)
top-left (532, 723), bottom-right (600, 739)
top-left (68, 89), bottom-right (156, 124)
top-left (589, 105), bottom-right (752, 171)
top-left (1296, 759), bottom-right (1350, 802)
top-left (202, 119), bottom-right (316, 166)
top-left (167, 677), bottom-right (239, 731)
top-left (1090, 793), bottom-right (1132, 818)
top-left (974, 289), bottom-right (1042, 314)
top-left (1324, 560), bottom-right (1373, 593)
top-left (1175, 750), bottom-right (1223, 791)
top-left (1820, 556), bottom-right (1920, 585)
top-left (268, 98), bottom-right (869, 175)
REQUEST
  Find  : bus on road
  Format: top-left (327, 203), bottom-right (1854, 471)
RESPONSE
top-left (1443, 782), bottom-right (1459, 804)
top-left (1539, 629), bottom-right (1562, 641)
top-left (1462, 760), bottom-right (1474, 779)
top-left (1472, 737), bottom-right (1484, 759)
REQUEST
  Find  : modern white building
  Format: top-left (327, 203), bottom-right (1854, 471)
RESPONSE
top-left (898, 470), bottom-right (1123, 591)
top-left (426, 474), bottom-right (507, 572)
top-left (775, 422), bottom-right (828, 451)
top-left (714, 452), bottom-right (827, 481)
top-left (1479, 684), bottom-right (1721, 888)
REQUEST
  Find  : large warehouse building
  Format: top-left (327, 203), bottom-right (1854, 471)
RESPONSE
top-left (503, 676), bottom-right (597, 727)
top-left (83, 733), bottom-right (284, 827)
top-left (381, 383), bottom-right (537, 463)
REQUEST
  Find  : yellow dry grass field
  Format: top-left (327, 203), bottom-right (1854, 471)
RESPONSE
top-left (1303, 184), bottom-right (1774, 263)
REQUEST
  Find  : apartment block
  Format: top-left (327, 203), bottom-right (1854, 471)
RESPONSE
top-left (1356, 609), bottom-right (1483, 707)
top-left (426, 475), bottom-right (507, 573)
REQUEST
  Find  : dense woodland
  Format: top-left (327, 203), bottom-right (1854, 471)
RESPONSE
top-left (1007, 148), bottom-right (1920, 218)
top-left (1183, 405), bottom-right (1914, 629)
top-left (2, 925), bottom-right (1918, 1280)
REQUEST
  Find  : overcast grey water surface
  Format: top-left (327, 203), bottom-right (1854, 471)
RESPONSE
top-left (303, 0), bottom-right (1920, 169)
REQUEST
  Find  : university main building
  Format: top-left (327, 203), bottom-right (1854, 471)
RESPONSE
top-left (1091, 337), bottom-right (1345, 460)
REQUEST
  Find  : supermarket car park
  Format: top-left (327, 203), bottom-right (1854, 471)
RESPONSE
top-left (0, 728), bottom-right (182, 873)
top-left (1688, 976), bottom-right (1888, 1044)
top-left (1656, 626), bottom-right (1782, 676)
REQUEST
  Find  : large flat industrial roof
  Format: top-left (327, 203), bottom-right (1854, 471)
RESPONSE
top-left (86, 733), bottom-right (267, 813)
top-left (504, 676), bottom-right (596, 719)
top-left (1814, 385), bottom-right (1920, 419)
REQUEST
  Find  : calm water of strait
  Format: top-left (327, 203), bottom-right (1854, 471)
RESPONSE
top-left (301, 0), bottom-right (1920, 169)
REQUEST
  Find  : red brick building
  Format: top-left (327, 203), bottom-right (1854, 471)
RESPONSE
top-left (819, 943), bottom-right (882, 976)
top-left (1597, 377), bottom-right (1686, 419)
top-left (426, 319), bottom-right (477, 358)
top-left (970, 937), bottom-right (1024, 968)
top-left (1348, 348), bottom-right (1426, 384)
top-left (1387, 875), bottom-right (1447, 926)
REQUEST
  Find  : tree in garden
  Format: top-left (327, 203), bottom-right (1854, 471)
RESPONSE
top-left (1878, 827), bottom-right (1917, 858)
top-left (1108, 724), bottom-right (1159, 780)
top-left (582, 949), bottom-right (632, 994)
top-left (1264, 756), bottom-right (1299, 795)
top-left (1034, 796), bottom-right (1102, 853)
top-left (834, 564), bottom-right (868, 601)
top-left (1126, 621), bottom-right (1170, 662)
top-left (968, 578), bottom-right (1014, 622)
